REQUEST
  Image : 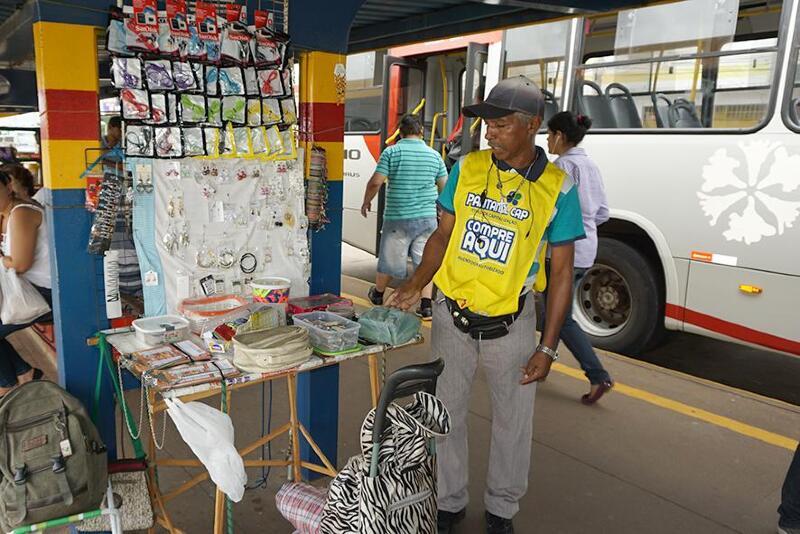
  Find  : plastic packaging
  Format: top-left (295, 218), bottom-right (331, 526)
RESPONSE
top-left (111, 57), bottom-right (143, 89)
top-left (121, 89), bottom-right (151, 120)
top-left (244, 67), bottom-right (259, 96)
top-left (258, 68), bottom-right (284, 97)
top-left (178, 294), bottom-right (249, 334)
top-left (205, 66), bottom-right (220, 96)
top-left (154, 126), bottom-right (183, 158)
top-left (247, 99), bottom-right (262, 127)
top-left (0, 267), bottom-right (51, 325)
top-left (220, 67), bottom-right (245, 96)
top-left (191, 62), bottom-right (205, 93)
top-left (180, 94), bottom-right (207, 123)
top-left (287, 294), bottom-right (353, 315)
top-left (183, 127), bottom-right (205, 156)
top-left (148, 94), bottom-right (168, 124)
top-left (222, 96), bottom-right (246, 124)
top-left (250, 127), bottom-right (268, 155)
top-left (132, 314), bottom-right (190, 346)
top-left (262, 98), bottom-right (282, 125)
top-left (172, 61), bottom-right (197, 91)
top-left (232, 127), bottom-right (251, 156)
top-left (206, 97), bottom-right (222, 126)
top-left (145, 59), bottom-right (175, 90)
top-left (292, 311), bottom-right (361, 353)
top-left (124, 125), bottom-right (154, 157)
top-left (165, 398), bottom-right (247, 502)
top-left (203, 127), bottom-right (221, 156)
top-left (279, 97), bottom-right (297, 125)
top-left (357, 306), bottom-right (421, 346)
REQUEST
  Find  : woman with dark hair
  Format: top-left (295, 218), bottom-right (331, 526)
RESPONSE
top-left (543, 111), bottom-right (614, 404)
top-left (0, 170), bottom-right (50, 396)
top-left (1, 164), bottom-right (41, 206)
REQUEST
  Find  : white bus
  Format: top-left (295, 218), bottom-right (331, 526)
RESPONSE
top-left (343, 0), bottom-right (800, 357)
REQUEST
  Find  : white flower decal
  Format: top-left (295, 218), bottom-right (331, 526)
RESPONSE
top-left (698, 141), bottom-right (800, 245)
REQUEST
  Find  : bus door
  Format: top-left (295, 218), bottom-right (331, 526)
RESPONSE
top-left (374, 57), bottom-right (426, 254)
top-left (460, 43), bottom-right (489, 155)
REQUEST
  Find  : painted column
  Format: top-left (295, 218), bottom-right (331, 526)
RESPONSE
top-left (298, 51), bottom-right (346, 473)
top-left (33, 21), bottom-right (115, 452)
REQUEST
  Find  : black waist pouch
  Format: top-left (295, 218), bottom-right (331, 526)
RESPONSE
top-left (444, 294), bottom-right (526, 340)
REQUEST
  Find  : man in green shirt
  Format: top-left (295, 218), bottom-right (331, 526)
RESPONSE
top-left (361, 114), bottom-right (448, 318)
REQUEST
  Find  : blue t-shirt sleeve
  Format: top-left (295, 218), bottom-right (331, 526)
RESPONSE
top-left (374, 147), bottom-right (392, 176)
top-left (437, 162), bottom-right (460, 214)
top-left (546, 186), bottom-right (586, 245)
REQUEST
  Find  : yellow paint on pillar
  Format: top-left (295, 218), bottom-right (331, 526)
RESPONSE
top-left (41, 139), bottom-right (99, 190)
top-left (34, 22), bottom-right (100, 92)
top-left (308, 141), bottom-right (344, 181)
top-left (299, 51), bottom-right (345, 105)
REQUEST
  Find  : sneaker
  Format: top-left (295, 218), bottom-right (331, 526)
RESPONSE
top-left (779, 525), bottom-right (800, 534)
top-left (581, 379), bottom-right (614, 405)
top-left (416, 305), bottom-right (433, 321)
top-left (437, 508), bottom-right (466, 534)
top-left (486, 511), bottom-right (514, 534)
top-left (368, 286), bottom-right (383, 306)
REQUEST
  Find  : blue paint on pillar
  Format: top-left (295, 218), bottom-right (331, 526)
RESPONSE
top-left (48, 188), bottom-right (115, 457)
top-left (298, 181), bottom-right (343, 477)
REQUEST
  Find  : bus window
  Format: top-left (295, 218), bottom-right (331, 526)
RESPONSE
top-left (345, 51), bottom-right (385, 133)
top-left (783, 12), bottom-right (800, 130)
top-left (575, 0), bottom-right (782, 130)
top-left (504, 18), bottom-right (573, 126)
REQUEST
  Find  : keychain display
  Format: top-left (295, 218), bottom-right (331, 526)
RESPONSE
top-left (172, 62), bottom-right (197, 91)
top-left (244, 67), bottom-right (259, 96)
top-left (155, 126), bottom-right (183, 158)
top-left (247, 99), bottom-right (262, 127)
top-left (125, 125), bottom-right (154, 157)
top-left (148, 94), bottom-right (168, 124)
top-left (88, 170), bottom-right (124, 254)
top-left (206, 97), bottom-right (222, 126)
top-left (180, 94), bottom-right (207, 123)
top-left (145, 60), bottom-right (175, 91)
top-left (112, 57), bottom-right (143, 89)
top-left (205, 66), bottom-right (219, 96)
top-left (220, 67), bottom-right (245, 96)
top-left (183, 127), bottom-right (205, 156)
top-left (222, 96), bottom-right (246, 124)
top-left (279, 98), bottom-right (297, 125)
top-left (258, 68), bottom-right (284, 97)
top-left (262, 98), bottom-right (282, 125)
top-left (121, 88), bottom-right (151, 120)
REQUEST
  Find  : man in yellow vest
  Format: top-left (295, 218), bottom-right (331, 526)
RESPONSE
top-left (388, 76), bottom-right (585, 534)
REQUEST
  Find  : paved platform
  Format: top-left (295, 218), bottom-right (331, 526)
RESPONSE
top-left (91, 275), bottom-right (797, 533)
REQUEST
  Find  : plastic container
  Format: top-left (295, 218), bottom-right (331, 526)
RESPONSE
top-left (287, 293), bottom-right (352, 315)
top-left (326, 301), bottom-right (355, 320)
top-left (132, 315), bottom-right (190, 347)
top-left (178, 294), bottom-right (250, 334)
top-left (252, 277), bottom-right (291, 304)
top-left (292, 311), bottom-right (361, 353)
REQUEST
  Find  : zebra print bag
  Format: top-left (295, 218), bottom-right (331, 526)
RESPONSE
top-left (320, 392), bottom-right (450, 534)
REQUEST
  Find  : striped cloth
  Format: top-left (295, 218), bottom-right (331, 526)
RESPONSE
top-left (374, 138), bottom-right (447, 221)
top-left (275, 482), bottom-right (326, 533)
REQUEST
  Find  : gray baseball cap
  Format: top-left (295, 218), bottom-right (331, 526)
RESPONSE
top-left (463, 76), bottom-right (544, 119)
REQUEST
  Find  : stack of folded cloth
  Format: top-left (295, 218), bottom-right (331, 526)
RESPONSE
top-left (232, 325), bottom-right (313, 373)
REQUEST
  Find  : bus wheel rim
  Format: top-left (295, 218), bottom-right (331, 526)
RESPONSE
top-left (573, 264), bottom-right (632, 338)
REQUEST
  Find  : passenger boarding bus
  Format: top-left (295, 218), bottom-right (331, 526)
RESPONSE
top-left (343, 0), bottom-right (800, 357)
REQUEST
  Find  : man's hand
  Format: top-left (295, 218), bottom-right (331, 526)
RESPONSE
top-left (360, 201), bottom-right (371, 218)
top-left (385, 282), bottom-right (422, 312)
top-left (520, 351), bottom-right (553, 385)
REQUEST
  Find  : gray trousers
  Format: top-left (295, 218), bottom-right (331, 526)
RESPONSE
top-left (432, 294), bottom-right (537, 519)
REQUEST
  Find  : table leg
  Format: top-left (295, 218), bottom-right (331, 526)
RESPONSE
top-left (287, 373), bottom-right (302, 482)
top-left (368, 353), bottom-right (380, 408)
top-left (146, 390), bottom-right (178, 534)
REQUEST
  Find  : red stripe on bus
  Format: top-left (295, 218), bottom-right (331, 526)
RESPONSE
top-left (666, 304), bottom-right (800, 355)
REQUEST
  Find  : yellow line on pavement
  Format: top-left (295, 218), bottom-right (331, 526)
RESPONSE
top-left (342, 290), bottom-right (799, 452)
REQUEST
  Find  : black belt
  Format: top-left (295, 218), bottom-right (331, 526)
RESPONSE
top-left (444, 294), bottom-right (527, 340)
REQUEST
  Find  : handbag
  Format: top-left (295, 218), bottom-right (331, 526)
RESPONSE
top-left (0, 266), bottom-right (50, 324)
top-left (77, 459), bottom-right (154, 532)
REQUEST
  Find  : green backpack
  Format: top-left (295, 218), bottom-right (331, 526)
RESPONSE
top-left (0, 380), bottom-right (108, 532)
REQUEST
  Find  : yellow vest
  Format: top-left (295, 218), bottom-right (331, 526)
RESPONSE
top-left (433, 149), bottom-right (566, 317)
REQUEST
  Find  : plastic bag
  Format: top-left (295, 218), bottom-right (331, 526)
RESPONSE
top-left (165, 397), bottom-right (246, 502)
top-left (0, 267), bottom-right (50, 325)
top-left (358, 306), bottom-right (421, 346)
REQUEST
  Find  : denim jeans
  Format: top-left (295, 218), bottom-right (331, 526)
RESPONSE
top-left (0, 284), bottom-right (52, 388)
top-left (780, 444), bottom-right (800, 528)
top-left (541, 265), bottom-right (611, 385)
top-left (377, 217), bottom-right (438, 279)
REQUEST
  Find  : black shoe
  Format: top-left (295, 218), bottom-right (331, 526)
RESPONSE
top-left (486, 511), bottom-right (514, 534)
top-left (368, 286), bottom-right (384, 306)
top-left (416, 305), bottom-right (433, 321)
top-left (438, 508), bottom-right (466, 534)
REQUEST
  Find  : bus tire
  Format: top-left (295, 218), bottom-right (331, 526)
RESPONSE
top-left (573, 237), bottom-right (663, 355)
